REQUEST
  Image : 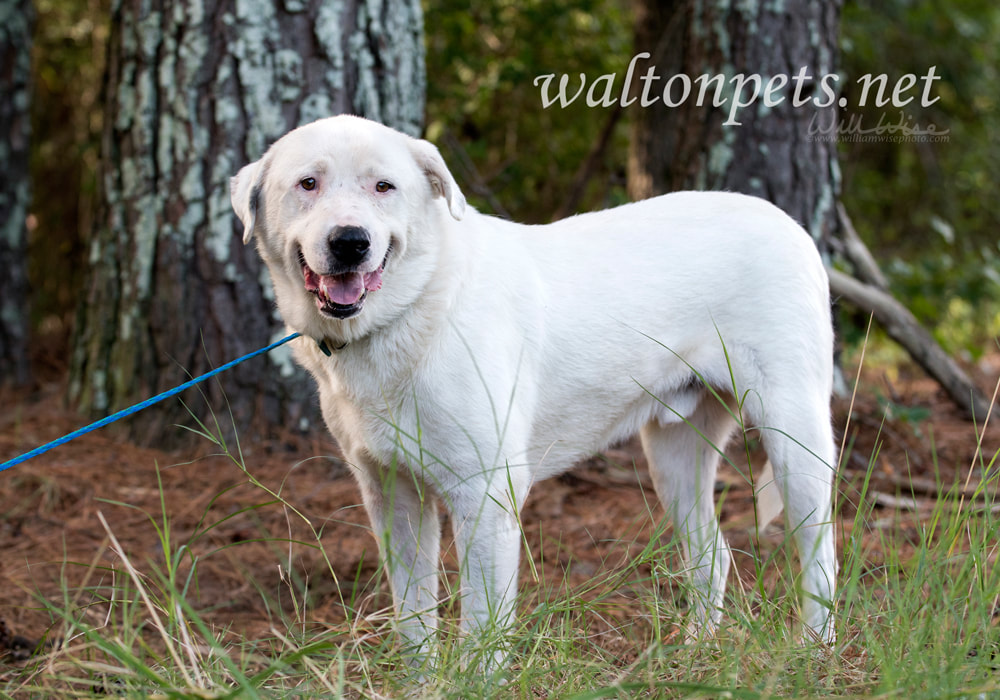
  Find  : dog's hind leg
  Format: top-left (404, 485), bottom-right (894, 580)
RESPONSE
top-left (753, 387), bottom-right (838, 644)
top-left (641, 398), bottom-right (738, 639)
top-left (354, 460), bottom-right (442, 658)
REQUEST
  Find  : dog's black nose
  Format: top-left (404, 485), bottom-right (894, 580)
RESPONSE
top-left (329, 226), bottom-right (370, 266)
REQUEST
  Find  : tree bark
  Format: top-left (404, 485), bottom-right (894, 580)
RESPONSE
top-left (628, 0), bottom-right (842, 255)
top-left (70, 0), bottom-right (425, 442)
top-left (0, 0), bottom-right (34, 387)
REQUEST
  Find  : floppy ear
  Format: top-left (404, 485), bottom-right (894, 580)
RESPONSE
top-left (410, 139), bottom-right (466, 220)
top-left (230, 159), bottom-right (265, 244)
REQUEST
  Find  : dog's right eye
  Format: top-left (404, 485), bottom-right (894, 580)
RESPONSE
top-left (300, 177), bottom-right (317, 191)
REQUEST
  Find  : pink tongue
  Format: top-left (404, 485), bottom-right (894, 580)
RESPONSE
top-left (319, 269), bottom-right (383, 305)
top-left (320, 273), bottom-right (365, 305)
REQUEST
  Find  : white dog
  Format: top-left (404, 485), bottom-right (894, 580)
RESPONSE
top-left (231, 115), bottom-right (837, 663)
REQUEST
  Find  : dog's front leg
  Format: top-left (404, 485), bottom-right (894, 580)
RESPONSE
top-left (449, 469), bottom-right (529, 671)
top-left (353, 461), bottom-right (441, 660)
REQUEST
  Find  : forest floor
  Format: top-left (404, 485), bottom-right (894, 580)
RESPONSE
top-left (0, 352), bottom-right (997, 671)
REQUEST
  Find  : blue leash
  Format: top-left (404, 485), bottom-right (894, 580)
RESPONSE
top-left (0, 332), bottom-right (301, 473)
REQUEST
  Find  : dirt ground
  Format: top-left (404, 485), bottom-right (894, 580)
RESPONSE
top-left (0, 355), bottom-right (997, 668)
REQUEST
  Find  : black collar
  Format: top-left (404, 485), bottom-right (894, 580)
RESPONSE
top-left (317, 338), bottom-right (348, 356)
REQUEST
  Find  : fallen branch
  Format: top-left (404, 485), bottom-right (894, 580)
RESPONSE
top-left (834, 203), bottom-right (890, 290)
top-left (880, 471), bottom-right (983, 500)
top-left (829, 205), bottom-right (992, 420)
top-left (828, 267), bottom-right (990, 420)
top-left (871, 491), bottom-right (1000, 515)
top-left (871, 491), bottom-right (926, 512)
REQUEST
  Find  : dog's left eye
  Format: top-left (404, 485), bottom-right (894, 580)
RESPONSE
top-left (375, 181), bottom-right (395, 193)
top-left (300, 177), bottom-right (317, 191)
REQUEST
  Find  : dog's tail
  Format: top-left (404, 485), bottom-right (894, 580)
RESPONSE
top-left (752, 460), bottom-right (784, 535)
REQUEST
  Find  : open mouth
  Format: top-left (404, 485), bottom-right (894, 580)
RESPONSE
top-left (299, 247), bottom-right (389, 319)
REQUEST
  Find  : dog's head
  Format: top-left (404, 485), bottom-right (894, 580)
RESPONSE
top-left (230, 115), bottom-right (466, 340)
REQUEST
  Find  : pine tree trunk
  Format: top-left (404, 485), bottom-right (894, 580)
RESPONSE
top-left (0, 0), bottom-right (34, 387)
top-left (628, 0), bottom-right (842, 254)
top-left (70, 0), bottom-right (425, 441)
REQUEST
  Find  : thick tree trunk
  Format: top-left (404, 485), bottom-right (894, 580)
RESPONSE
top-left (70, 0), bottom-right (425, 441)
top-left (628, 0), bottom-right (842, 255)
top-left (0, 0), bottom-right (34, 387)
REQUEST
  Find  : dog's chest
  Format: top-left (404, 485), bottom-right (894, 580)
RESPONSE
top-left (310, 352), bottom-right (458, 464)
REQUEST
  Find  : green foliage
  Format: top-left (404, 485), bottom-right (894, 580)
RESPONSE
top-left (886, 252), bottom-right (1000, 357)
top-left (840, 0), bottom-right (1000, 351)
top-left (841, 0), bottom-right (1000, 255)
top-left (424, 0), bottom-right (632, 222)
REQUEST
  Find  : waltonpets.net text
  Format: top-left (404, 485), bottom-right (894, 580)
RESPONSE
top-left (533, 53), bottom-right (943, 126)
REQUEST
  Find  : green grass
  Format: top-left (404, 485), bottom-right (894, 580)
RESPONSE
top-left (3, 393), bottom-right (999, 699)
